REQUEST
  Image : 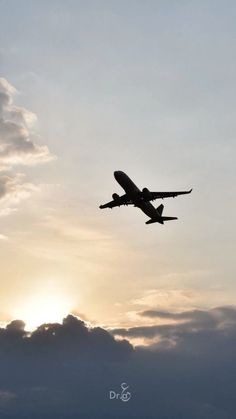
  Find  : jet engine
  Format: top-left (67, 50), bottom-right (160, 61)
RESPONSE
top-left (142, 187), bottom-right (152, 200)
top-left (112, 193), bottom-right (120, 202)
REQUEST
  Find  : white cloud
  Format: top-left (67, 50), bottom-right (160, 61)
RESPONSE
top-left (132, 288), bottom-right (196, 312)
top-left (0, 77), bottom-right (56, 217)
top-left (0, 77), bottom-right (55, 169)
top-left (0, 173), bottom-right (39, 219)
top-left (0, 173), bottom-right (38, 203)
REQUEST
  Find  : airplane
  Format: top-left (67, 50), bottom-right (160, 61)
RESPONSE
top-left (99, 171), bottom-right (192, 225)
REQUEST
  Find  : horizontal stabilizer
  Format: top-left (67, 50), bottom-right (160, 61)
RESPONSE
top-left (146, 216), bottom-right (178, 225)
top-left (146, 218), bottom-right (163, 225)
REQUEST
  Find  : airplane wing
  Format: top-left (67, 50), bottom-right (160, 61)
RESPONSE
top-left (99, 194), bottom-right (132, 209)
top-left (142, 189), bottom-right (192, 201)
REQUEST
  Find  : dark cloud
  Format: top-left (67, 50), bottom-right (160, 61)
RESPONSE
top-left (0, 314), bottom-right (133, 362)
top-left (112, 306), bottom-right (236, 344)
top-left (0, 314), bottom-right (134, 418)
top-left (139, 307), bottom-right (212, 320)
top-left (140, 305), bottom-right (236, 322)
top-left (0, 309), bottom-right (236, 418)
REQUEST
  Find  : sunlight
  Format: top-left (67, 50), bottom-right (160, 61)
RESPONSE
top-left (13, 294), bottom-right (72, 331)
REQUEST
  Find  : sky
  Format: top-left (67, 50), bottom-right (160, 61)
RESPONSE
top-left (0, 1), bottom-right (236, 416)
top-left (0, 0), bottom-right (235, 329)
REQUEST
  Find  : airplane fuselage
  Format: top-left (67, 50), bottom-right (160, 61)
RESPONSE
top-left (114, 171), bottom-right (162, 221)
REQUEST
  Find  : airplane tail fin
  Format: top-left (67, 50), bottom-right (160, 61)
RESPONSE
top-left (146, 203), bottom-right (177, 225)
top-left (156, 204), bottom-right (164, 216)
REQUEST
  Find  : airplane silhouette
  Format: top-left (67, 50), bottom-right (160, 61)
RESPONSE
top-left (99, 171), bottom-right (192, 225)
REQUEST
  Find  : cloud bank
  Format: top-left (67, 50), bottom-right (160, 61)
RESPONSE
top-left (112, 305), bottom-right (236, 348)
top-left (0, 308), bottom-right (236, 418)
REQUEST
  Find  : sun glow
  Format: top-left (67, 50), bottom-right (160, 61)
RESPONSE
top-left (13, 294), bottom-right (72, 331)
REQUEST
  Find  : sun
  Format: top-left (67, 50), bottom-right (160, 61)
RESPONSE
top-left (13, 293), bottom-right (72, 331)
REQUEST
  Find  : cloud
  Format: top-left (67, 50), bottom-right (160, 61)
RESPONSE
top-left (0, 309), bottom-right (236, 418)
top-left (0, 174), bottom-right (38, 202)
top-left (0, 77), bottom-right (54, 168)
top-left (0, 233), bottom-right (7, 240)
top-left (112, 306), bottom-right (236, 347)
top-left (131, 288), bottom-right (196, 311)
top-left (0, 390), bottom-right (16, 404)
top-left (0, 77), bottom-right (55, 220)
top-left (0, 314), bottom-right (133, 360)
top-left (0, 173), bottom-right (38, 219)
